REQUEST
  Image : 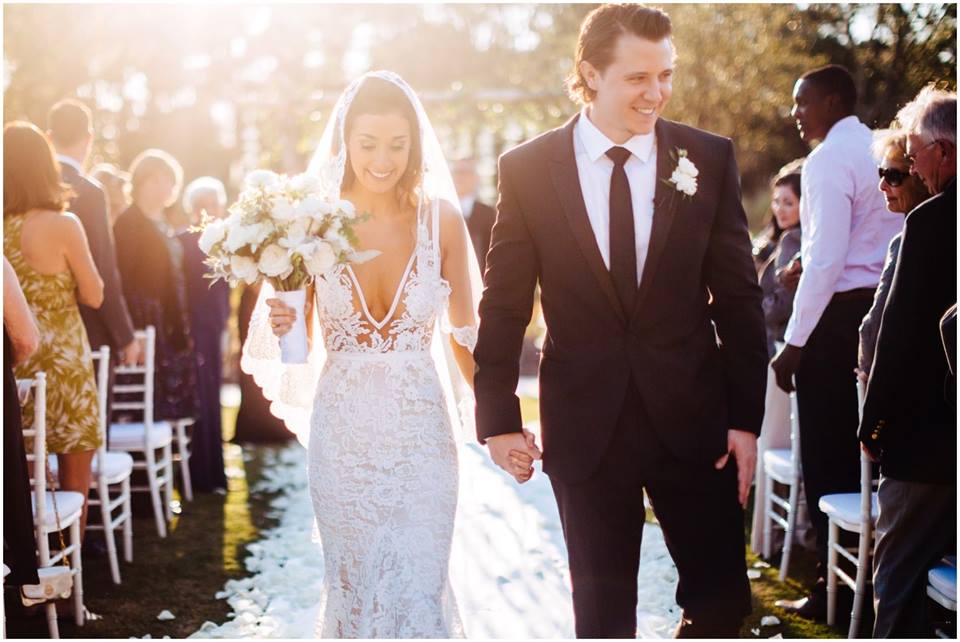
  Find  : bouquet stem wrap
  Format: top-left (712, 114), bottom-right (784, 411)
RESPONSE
top-left (276, 288), bottom-right (309, 364)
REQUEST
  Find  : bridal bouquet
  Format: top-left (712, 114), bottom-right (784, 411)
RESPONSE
top-left (197, 169), bottom-right (375, 362)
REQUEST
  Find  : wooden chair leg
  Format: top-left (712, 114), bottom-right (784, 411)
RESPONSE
top-left (763, 473), bottom-right (774, 560)
top-left (99, 477), bottom-right (121, 584)
top-left (145, 449), bottom-right (167, 538)
top-left (46, 601), bottom-right (60, 639)
top-left (176, 421), bottom-right (194, 501)
top-left (71, 520), bottom-right (83, 626)
top-left (780, 479), bottom-right (800, 582)
top-left (163, 442), bottom-right (174, 522)
top-left (122, 476), bottom-right (133, 562)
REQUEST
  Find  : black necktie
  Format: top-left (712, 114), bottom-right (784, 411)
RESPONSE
top-left (606, 146), bottom-right (637, 312)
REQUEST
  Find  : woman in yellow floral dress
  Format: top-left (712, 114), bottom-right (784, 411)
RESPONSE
top-left (3, 121), bottom-right (104, 538)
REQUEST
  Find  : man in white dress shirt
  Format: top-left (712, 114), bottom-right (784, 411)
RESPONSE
top-left (772, 65), bottom-right (903, 621)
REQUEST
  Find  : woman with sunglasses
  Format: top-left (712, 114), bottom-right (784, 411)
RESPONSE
top-left (857, 130), bottom-right (931, 380)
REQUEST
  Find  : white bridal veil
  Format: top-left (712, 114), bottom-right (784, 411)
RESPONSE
top-left (240, 70), bottom-right (483, 447)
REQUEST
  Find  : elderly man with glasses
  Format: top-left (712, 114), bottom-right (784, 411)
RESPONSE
top-left (859, 85), bottom-right (957, 638)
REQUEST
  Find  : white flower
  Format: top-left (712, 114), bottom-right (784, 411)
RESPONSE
top-left (668, 149), bottom-right (699, 197)
top-left (295, 195), bottom-right (331, 218)
top-left (244, 169), bottom-right (280, 189)
top-left (198, 219), bottom-right (227, 254)
top-left (223, 222), bottom-right (271, 253)
top-left (288, 173), bottom-right (322, 195)
top-left (336, 199), bottom-right (357, 219)
top-left (670, 169), bottom-right (698, 196)
top-left (230, 255), bottom-right (259, 284)
top-left (279, 217), bottom-right (313, 249)
top-left (323, 225), bottom-right (348, 252)
top-left (270, 195), bottom-right (298, 221)
top-left (300, 240), bottom-right (337, 277)
top-left (258, 243), bottom-right (293, 278)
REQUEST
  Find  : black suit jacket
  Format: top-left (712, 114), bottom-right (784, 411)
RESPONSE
top-left (466, 199), bottom-right (496, 275)
top-left (859, 179), bottom-right (957, 484)
top-left (474, 115), bottom-right (768, 483)
top-left (60, 161), bottom-right (135, 352)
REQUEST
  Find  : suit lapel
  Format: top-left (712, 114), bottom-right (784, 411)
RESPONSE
top-left (549, 115), bottom-right (626, 324)
top-left (633, 119), bottom-right (681, 318)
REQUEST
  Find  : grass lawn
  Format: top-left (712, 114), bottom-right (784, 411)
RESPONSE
top-left (5, 401), bottom-right (841, 639)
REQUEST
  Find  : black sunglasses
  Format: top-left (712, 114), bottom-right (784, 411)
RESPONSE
top-left (878, 166), bottom-right (910, 187)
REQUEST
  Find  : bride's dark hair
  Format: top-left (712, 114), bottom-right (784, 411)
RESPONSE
top-left (339, 77), bottom-right (423, 208)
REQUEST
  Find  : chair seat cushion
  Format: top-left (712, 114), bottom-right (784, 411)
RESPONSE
top-left (818, 491), bottom-right (879, 528)
top-left (763, 448), bottom-right (794, 479)
top-left (109, 421), bottom-right (172, 450)
top-left (929, 563), bottom-right (957, 602)
top-left (95, 451), bottom-right (134, 480)
top-left (31, 491), bottom-right (84, 529)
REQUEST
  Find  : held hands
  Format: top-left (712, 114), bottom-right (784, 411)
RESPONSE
top-left (714, 429), bottom-right (757, 509)
top-left (266, 298), bottom-right (297, 337)
top-left (486, 429), bottom-right (542, 484)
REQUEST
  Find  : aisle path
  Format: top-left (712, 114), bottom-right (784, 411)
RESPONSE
top-left (191, 443), bottom-right (679, 638)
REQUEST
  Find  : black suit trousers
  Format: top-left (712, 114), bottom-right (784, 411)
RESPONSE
top-left (795, 292), bottom-right (873, 572)
top-left (549, 380), bottom-right (751, 638)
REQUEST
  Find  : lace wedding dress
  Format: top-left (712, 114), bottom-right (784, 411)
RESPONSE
top-left (306, 201), bottom-right (472, 638)
top-left (242, 70), bottom-right (482, 639)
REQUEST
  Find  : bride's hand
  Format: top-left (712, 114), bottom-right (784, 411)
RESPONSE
top-left (265, 298), bottom-right (297, 337)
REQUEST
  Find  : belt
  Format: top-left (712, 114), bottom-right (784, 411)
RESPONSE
top-left (831, 287), bottom-right (876, 303)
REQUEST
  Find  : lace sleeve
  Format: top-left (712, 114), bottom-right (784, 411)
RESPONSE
top-left (239, 280), bottom-right (325, 447)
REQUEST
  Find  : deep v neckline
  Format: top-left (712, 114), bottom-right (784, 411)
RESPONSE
top-left (346, 248), bottom-right (417, 330)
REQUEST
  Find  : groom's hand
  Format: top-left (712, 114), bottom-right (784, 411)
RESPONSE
top-left (487, 429), bottom-right (542, 484)
top-left (771, 343), bottom-right (802, 392)
top-left (714, 429), bottom-right (757, 509)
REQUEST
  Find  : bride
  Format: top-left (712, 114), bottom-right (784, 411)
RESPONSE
top-left (241, 71), bottom-right (536, 638)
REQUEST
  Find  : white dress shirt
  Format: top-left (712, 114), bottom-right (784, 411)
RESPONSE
top-left (574, 108), bottom-right (657, 283)
top-left (784, 116), bottom-right (903, 347)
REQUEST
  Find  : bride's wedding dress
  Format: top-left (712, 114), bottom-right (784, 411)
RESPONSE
top-left (308, 200), bottom-right (470, 637)
top-left (242, 71), bottom-right (482, 639)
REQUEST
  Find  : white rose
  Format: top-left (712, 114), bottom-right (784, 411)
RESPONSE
top-left (288, 173), bottom-right (322, 195)
top-left (323, 225), bottom-right (348, 252)
top-left (296, 195), bottom-right (331, 218)
top-left (301, 240), bottom-right (338, 277)
top-left (336, 199), bottom-right (357, 219)
top-left (677, 156), bottom-right (699, 177)
top-left (248, 221), bottom-right (274, 251)
top-left (223, 222), bottom-right (251, 252)
top-left (244, 169), bottom-right (280, 189)
top-left (671, 171), bottom-right (698, 196)
top-left (258, 243), bottom-right (293, 278)
top-left (230, 255), bottom-right (259, 284)
top-left (198, 219), bottom-right (227, 254)
top-left (270, 195), bottom-right (297, 221)
top-left (279, 217), bottom-right (313, 249)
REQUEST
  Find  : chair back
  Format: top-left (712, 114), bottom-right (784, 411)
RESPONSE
top-left (111, 326), bottom-right (156, 435)
top-left (18, 373), bottom-right (48, 546)
top-left (91, 345), bottom-right (111, 468)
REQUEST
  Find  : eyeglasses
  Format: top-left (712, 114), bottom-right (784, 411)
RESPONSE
top-left (878, 166), bottom-right (910, 187)
top-left (905, 139), bottom-right (941, 166)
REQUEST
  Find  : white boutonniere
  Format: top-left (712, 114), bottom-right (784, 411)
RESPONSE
top-left (666, 148), bottom-right (698, 197)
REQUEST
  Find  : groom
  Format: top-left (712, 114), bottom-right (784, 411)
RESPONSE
top-left (475, 4), bottom-right (767, 638)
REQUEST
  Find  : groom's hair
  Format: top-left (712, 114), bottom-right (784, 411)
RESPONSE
top-left (47, 98), bottom-right (92, 148)
top-left (799, 65), bottom-right (857, 114)
top-left (566, 3), bottom-right (672, 105)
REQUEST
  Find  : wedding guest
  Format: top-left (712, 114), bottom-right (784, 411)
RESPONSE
top-left (3, 257), bottom-right (40, 588)
top-left (3, 121), bottom-right (104, 539)
top-left (857, 130), bottom-right (930, 380)
top-left (859, 86), bottom-right (956, 638)
top-left (751, 163), bottom-right (811, 557)
top-left (451, 157), bottom-right (496, 274)
top-left (771, 64), bottom-right (903, 621)
top-left (113, 149), bottom-right (198, 422)
top-left (48, 99), bottom-right (141, 447)
top-left (90, 163), bottom-right (131, 226)
top-left (178, 177), bottom-right (230, 492)
top-left (233, 281), bottom-right (294, 444)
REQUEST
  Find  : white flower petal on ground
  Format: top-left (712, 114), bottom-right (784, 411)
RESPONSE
top-left (245, 170), bottom-right (280, 189)
top-left (747, 569), bottom-right (763, 579)
top-left (192, 439), bottom-right (680, 639)
top-left (760, 615), bottom-right (781, 627)
top-left (157, 610), bottom-right (176, 621)
top-left (753, 560), bottom-right (771, 569)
